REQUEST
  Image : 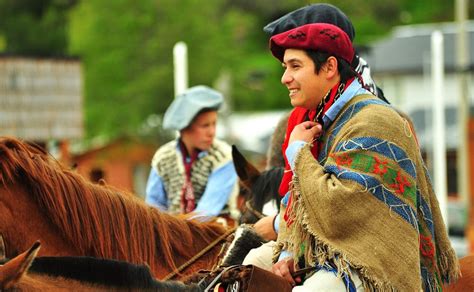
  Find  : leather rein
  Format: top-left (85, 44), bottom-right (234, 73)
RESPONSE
top-left (162, 225), bottom-right (238, 281)
top-left (243, 200), bottom-right (265, 220)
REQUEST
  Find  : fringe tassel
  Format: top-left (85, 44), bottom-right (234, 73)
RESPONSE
top-left (438, 248), bottom-right (461, 283)
top-left (282, 172), bottom-right (398, 291)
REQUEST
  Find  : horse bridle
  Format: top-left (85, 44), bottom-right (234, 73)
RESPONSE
top-left (243, 200), bottom-right (265, 220)
top-left (162, 225), bottom-right (238, 281)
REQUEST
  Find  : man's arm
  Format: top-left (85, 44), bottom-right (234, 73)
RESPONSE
top-left (253, 214), bottom-right (278, 241)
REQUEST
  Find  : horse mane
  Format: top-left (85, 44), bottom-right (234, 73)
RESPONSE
top-left (251, 167), bottom-right (284, 212)
top-left (28, 256), bottom-right (200, 291)
top-left (0, 137), bottom-right (226, 275)
top-left (29, 256), bottom-right (160, 287)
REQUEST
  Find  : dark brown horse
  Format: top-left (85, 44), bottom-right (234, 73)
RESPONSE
top-left (0, 241), bottom-right (201, 291)
top-left (0, 137), bottom-right (230, 280)
top-left (232, 145), bottom-right (283, 224)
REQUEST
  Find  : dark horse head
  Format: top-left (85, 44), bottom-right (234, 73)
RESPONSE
top-left (232, 145), bottom-right (283, 224)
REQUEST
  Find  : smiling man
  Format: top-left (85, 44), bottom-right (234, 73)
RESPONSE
top-left (262, 19), bottom-right (459, 292)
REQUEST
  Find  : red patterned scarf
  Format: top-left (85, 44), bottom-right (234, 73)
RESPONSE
top-left (179, 141), bottom-right (199, 213)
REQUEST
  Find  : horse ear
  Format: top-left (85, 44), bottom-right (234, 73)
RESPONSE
top-left (0, 241), bottom-right (41, 290)
top-left (232, 145), bottom-right (261, 189)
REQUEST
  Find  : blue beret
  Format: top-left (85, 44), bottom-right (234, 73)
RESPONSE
top-left (163, 85), bottom-right (223, 131)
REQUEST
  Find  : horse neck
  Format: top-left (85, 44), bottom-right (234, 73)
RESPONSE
top-left (0, 185), bottom-right (78, 258)
top-left (29, 177), bottom-right (225, 278)
top-left (2, 169), bottom-right (227, 279)
top-left (156, 214), bottom-right (228, 278)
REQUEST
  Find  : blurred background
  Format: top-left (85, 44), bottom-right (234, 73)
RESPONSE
top-left (0, 0), bottom-right (472, 256)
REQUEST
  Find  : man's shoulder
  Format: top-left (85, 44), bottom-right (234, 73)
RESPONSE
top-left (337, 95), bottom-right (408, 137)
top-left (343, 94), bottom-right (393, 116)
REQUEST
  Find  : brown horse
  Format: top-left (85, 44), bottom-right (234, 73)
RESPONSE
top-left (0, 136), bottom-right (229, 280)
top-left (0, 241), bottom-right (201, 291)
top-left (443, 254), bottom-right (474, 291)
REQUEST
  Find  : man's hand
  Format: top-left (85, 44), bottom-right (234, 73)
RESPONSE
top-left (271, 257), bottom-right (301, 286)
top-left (253, 215), bottom-right (277, 241)
top-left (289, 121), bottom-right (322, 144)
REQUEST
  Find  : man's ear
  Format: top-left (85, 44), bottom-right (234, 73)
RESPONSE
top-left (325, 56), bottom-right (339, 79)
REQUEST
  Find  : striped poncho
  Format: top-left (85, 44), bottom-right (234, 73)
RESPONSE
top-left (275, 94), bottom-right (460, 291)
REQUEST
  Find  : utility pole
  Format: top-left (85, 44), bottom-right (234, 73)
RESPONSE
top-left (214, 70), bottom-right (232, 141)
top-left (173, 42), bottom-right (188, 97)
top-left (173, 42), bottom-right (188, 138)
top-left (431, 31), bottom-right (448, 226)
top-left (455, 0), bottom-right (471, 251)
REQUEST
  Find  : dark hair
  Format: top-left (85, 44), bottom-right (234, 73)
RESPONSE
top-left (305, 50), bottom-right (356, 83)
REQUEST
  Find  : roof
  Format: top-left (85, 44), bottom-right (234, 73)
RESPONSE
top-left (365, 21), bottom-right (474, 74)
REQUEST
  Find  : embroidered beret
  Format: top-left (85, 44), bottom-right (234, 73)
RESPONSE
top-left (269, 23), bottom-right (355, 64)
top-left (263, 3), bottom-right (355, 41)
top-left (163, 85), bottom-right (223, 131)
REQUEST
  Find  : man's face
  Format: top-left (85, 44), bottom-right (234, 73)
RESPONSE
top-left (281, 49), bottom-right (332, 109)
top-left (181, 110), bottom-right (217, 151)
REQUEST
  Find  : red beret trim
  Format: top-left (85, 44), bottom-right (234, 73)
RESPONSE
top-left (269, 23), bottom-right (355, 64)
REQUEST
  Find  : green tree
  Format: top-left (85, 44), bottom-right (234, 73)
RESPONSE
top-left (0, 0), bottom-right (77, 55)
top-left (69, 0), bottom-right (295, 139)
top-left (67, 0), bottom-right (471, 140)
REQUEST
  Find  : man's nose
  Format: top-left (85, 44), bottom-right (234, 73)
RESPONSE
top-left (281, 69), bottom-right (293, 85)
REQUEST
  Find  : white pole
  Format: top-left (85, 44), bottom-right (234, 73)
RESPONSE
top-left (455, 0), bottom-right (470, 252)
top-left (431, 31), bottom-right (448, 226)
top-left (173, 42), bottom-right (188, 97)
top-left (455, 0), bottom-right (470, 215)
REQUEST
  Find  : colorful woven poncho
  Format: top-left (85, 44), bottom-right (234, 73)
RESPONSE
top-left (275, 94), bottom-right (460, 291)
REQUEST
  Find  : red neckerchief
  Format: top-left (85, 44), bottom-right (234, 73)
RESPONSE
top-left (179, 140), bottom-right (200, 213)
top-left (280, 79), bottom-right (354, 226)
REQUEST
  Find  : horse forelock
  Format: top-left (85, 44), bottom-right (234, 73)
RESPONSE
top-left (0, 137), bottom-right (226, 278)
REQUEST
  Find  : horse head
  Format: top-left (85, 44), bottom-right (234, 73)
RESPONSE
top-left (232, 145), bottom-right (283, 224)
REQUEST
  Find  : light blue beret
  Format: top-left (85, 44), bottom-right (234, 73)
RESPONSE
top-left (163, 85), bottom-right (224, 131)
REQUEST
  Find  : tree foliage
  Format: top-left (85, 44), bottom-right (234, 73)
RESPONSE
top-left (0, 0), bottom-right (77, 55)
top-left (0, 0), bottom-right (470, 139)
top-left (69, 0), bottom-right (299, 139)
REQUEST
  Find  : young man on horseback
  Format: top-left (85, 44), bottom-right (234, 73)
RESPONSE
top-left (247, 4), bottom-right (460, 291)
top-left (145, 86), bottom-right (238, 219)
top-left (250, 3), bottom-right (392, 244)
